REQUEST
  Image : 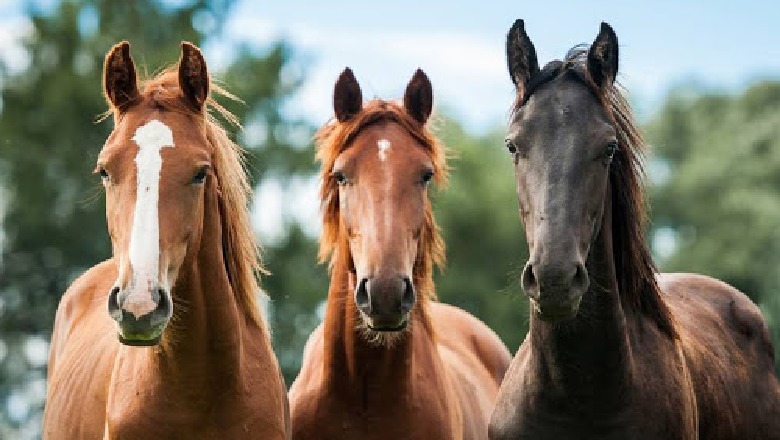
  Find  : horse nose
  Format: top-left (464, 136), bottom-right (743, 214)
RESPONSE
top-left (521, 261), bottom-right (588, 301)
top-left (108, 285), bottom-right (172, 345)
top-left (354, 275), bottom-right (415, 330)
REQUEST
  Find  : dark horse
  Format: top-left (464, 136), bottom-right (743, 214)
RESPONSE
top-left (489, 21), bottom-right (780, 440)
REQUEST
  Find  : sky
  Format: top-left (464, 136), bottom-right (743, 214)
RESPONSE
top-left (1, 0), bottom-right (780, 241)
top-left (209, 0), bottom-right (780, 131)
top-left (206, 0), bottom-right (780, 241)
top-left (2, 0), bottom-right (779, 129)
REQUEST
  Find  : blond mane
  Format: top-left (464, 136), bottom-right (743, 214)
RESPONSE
top-left (315, 99), bottom-right (448, 300)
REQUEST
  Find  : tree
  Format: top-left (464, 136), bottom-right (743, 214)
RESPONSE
top-left (646, 81), bottom-right (780, 369)
top-left (0, 1), bottom-right (308, 436)
top-left (433, 117), bottom-right (530, 352)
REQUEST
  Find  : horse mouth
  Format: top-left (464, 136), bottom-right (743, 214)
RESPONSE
top-left (117, 330), bottom-right (163, 346)
top-left (368, 320), bottom-right (409, 332)
top-left (531, 298), bottom-right (580, 322)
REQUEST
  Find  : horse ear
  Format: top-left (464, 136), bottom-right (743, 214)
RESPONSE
top-left (506, 19), bottom-right (539, 98)
top-left (587, 22), bottom-right (619, 88)
top-left (178, 42), bottom-right (209, 111)
top-left (334, 68), bottom-right (362, 122)
top-left (103, 41), bottom-right (139, 111)
top-left (403, 69), bottom-right (433, 124)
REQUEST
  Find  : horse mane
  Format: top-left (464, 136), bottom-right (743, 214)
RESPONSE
top-left (315, 100), bottom-right (448, 300)
top-left (129, 69), bottom-right (266, 328)
top-left (513, 48), bottom-right (676, 338)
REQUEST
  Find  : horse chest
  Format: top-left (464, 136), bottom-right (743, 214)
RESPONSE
top-left (488, 358), bottom-right (697, 440)
top-left (295, 386), bottom-right (459, 440)
top-left (106, 401), bottom-right (285, 440)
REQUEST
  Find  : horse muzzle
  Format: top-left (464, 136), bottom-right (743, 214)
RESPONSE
top-left (354, 275), bottom-right (415, 332)
top-left (108, 284), bottom-right (172, 346)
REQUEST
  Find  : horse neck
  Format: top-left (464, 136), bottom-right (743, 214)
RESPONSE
top-left (322, 247), bottom-right (436, 400)
top-left (528, 181), bottom-right (633, 404)
top-left (138, 180), bottom-right (258, 391)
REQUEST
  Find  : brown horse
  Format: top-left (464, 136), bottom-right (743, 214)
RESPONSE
top-left (489, 20), bottom-right (780, 440)
top-left (42, 42), bottom-right (290, 439)
top-left (289, 68), bottom-right (511, 439)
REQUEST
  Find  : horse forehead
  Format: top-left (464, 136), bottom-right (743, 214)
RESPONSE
top-left (351, 124), bottom-right (425, 162)
top-left (123, 111), bottom-right (206, 149)
top-left (132, 119), bottom-right (174, 148)
top-left (518, 85), bottom-right (603, 134)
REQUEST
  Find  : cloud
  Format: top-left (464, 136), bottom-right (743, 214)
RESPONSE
top-left (222, 15), bottom-right (513, 131)
top-left (0, 14), bottom-right (33, 74)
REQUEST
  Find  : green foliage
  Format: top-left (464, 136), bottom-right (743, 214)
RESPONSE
top-left (2, 2), bottom-right (778, 439)
top-left (646, 81), bottom-right (780, 368)
top-left (433, 118), bottom-right (530, 351)
top-left (0, 0), bottom-right (308, 435)
top-left (264, 224), bottom-right (327, 384)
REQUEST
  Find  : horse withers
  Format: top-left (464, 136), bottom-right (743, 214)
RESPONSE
top-left (289, 68), bottom-right (512, 439)
top-left (43, 42), bottom-right (290, 439)
top-left (489, 20), bottom-right (780, 440)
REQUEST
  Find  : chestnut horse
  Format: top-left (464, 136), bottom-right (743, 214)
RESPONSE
top-left (42, 42), bottom-right (290, 439)
top-left (489, 21), bottom-right (780, 440)
top-left (289, 69), bottom-right (511, 439)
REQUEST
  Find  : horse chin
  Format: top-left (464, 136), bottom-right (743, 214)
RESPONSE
top-left (117, 327), bottom-right (165, 346)
top-left (531, 297), bottom-right (581, 323)
top-left (118, 334), bottom-right (162, 346)
top-left (357, 314), bottom-right (410, 347)
top-left (369, 319), bottom-right (408, 332)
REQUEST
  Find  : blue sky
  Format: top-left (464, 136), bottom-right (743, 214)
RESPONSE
top-left (210, 0), bottom-right (780, 130)
top-left (1, 0), bottom-right (779, 242)
top-left (2, 0), bottom-right (779, 130)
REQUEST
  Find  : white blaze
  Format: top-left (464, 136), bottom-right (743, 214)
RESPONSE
top-left (124, 119), bottom-right (175, 318)
top-left (377, 139), bottom-right (394, 245)
top-left (378, 139), bottom-right (391, 162)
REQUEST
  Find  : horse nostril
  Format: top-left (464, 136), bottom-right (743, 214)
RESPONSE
top-left (108, 286), bottom-right (121, 319)
top-left (355, 278), bottom-right (371, 314)
top-left (521, 263), bottom-right (539, 299)
top-left (157, 289), bottom-right (171, 314)
top-left (572, 263), bottom-right (589, 293)
top-left (150, 288), bottom-right (172, 326)
top-left (400, 277), bottom-right (415, 313)
top-left (109, 286), bottom-right (120, 302)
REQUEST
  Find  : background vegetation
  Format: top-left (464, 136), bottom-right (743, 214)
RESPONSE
top-left (0, 1), bottom-right (777, 438)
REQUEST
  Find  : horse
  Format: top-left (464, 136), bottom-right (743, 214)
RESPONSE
top-left (488, 20), bottom-right (780, 440)
top-left (288, 68), bottom-right (512, 439)
top-left (42, 41), bottom-right (290, 439)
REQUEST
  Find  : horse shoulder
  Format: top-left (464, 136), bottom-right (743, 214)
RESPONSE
top-left (430, 301), bottom-right (512, 386)
top-left (658, 272), bottom-right (780, 437)
top-left (43, 259), bottom-right (119, 440)
top-left (489, 337), bottom-right (534, 440)
top-left (48, 259), bottom-right (118, 372)
top-left (659, 272), bottom-right (775, 367)
top-left (289, 323), bottom-right (327, 436)
top-left (430, 302), bottom-right (512, 438)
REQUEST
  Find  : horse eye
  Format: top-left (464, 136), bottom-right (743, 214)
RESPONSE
top-left (192, 166), bottom-right (208, 184)
top-left (504, 138), bottom-right (518, 155)
top-left (605, 141), bottom-right (619, 158)
top-left (97, 166), bottom-right (110, 182)
top-left (332, 171), bottom-right (347, 185)
top-left (421, 170), bottom-right (434, 185)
